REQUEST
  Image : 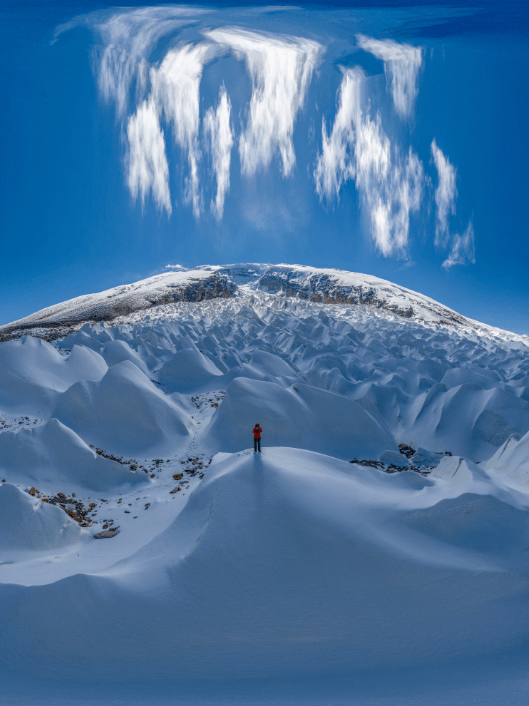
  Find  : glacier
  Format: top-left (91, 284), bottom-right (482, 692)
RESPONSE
top-left (1, 264), bottom-right (529, 705)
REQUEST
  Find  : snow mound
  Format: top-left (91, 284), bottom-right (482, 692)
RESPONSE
top-left (430, 456), bottom-right (488, 491)
top-left (0, 418), bottom-right (147, 491)
top-left (99, 339), bottom-right (151, 375)
top-left (0, 336), bottom-right (107, 414)
top-left (0, 484), bottom-right (83, 551)
top-left (53, 361), bottom-right (190, 457)
top-left (409, 383), bottom-right (529, 460)
top-left (484, 431), bottom-right (529, 487)
top-left (157, 348), bottom-right (223, 391)
top-left (203, 377), bottom-right (398, 460)
top-left (4, 448), bottom-right (528, 681)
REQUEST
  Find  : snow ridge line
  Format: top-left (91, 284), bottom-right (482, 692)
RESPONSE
top-left (1, 263), bottom-right (526, 343)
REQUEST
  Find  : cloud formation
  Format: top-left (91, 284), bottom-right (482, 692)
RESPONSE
top-left (315, 67), bottom-right (423, 257)
top-left (356, 35), bottom-right (423, 119)
top-left (57, 6), bottom-right (473, 267)
top-left (92, 7), bottom-right (201, 117)
top-left (206, 28), bottom-right (322, 177)
top-left (149, 42), bottom-right (216, 217)
top-left (127, 99), bottom-right (171, 214)
top-left (204, 85), bottom-right (234, 219)
top-left (431, 140), bottom-right (475, 269)
top-left (442, 221), bottom-right (475, 269)
top-left (431, 138), bottom-right (457, 247)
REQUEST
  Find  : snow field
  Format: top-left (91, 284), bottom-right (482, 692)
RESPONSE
top-left (2, 283), bottom-right (529, 701)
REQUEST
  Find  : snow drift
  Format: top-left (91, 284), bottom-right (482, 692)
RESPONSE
top-left (53, 360), bottom-right (190, 457)
top-left (0, 483), bottom-right (84, 551)
top-left (204, 377), bottom-right (398, 459)
top-left (0, 418), bottom-right (146, 492)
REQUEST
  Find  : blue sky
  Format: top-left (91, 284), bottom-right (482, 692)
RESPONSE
top-left (1, 0), bottom-right (528, 332)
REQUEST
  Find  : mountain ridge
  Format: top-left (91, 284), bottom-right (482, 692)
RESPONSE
top-left (0, 263), bottom-right (523, 343)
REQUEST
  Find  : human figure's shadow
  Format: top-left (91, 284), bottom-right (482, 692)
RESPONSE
top-left (252, 448), bottom-right (265, 514)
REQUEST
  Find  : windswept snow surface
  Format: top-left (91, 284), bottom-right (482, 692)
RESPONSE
top-left (2, 276), bottom-right (529, 704)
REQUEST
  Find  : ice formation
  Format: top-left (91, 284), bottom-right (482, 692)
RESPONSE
top-left (1, 264), bottom-right (529, 703)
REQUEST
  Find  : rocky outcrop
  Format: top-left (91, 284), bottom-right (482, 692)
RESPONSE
top-left (254, 266), bottom-right (469, 326)
top-left (0, 263), bottom-right (509, 344)
top-left (0, 271), bottom-right (236, 343)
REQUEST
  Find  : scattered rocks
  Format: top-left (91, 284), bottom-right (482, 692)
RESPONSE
top-left (350, 458), bottom-right (432, 476)
top-left (173, 473), bottom-right (183, 481)
top-left (89, 445), bottom-right (150, 475)
top-left (93, 530), bottom-right (119, 539)
top-left (28, 487), bottom-right (37, 496)
top-left (170, 487), bottom-right (181, 494)
top-left (398, 444), bottom-right (416, 459)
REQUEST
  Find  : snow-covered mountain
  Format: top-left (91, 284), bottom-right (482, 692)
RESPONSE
top-left (1, 263), bottom-right (517, 343)
top-left (2, 264), bottom-right (529, 704)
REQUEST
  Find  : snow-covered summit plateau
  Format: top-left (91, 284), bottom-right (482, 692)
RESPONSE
top-left (1, 263), bottom-right (519, 342)
top-left (2, 263), bottom-right (529, 704)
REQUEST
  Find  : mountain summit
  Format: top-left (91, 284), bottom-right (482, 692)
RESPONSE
top-left (0, 264), bottom-right (514, 342)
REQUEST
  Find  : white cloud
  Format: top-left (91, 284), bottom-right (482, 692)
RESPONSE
top-left (431, 138), bottom-right (457, 247)
top-left (314, 68), bottom-right (359, 200)
top-left (149, 42), bottom-right (216, 218)
top-left (92, 7), bottom-right (201, 117)
top-left (356, 34), bottom-right (423, 119)
top-left (204, 85), bottom-right (234, 220)
top-left (442, 221), bottom-right (475, 269)
top-left (315, 67), bottom-right (423, 257)
top-left (125, 42), bottom-right (215, 217)
top-left (205, 28), bottom-right (322, 177)
top-left (126, 99), bottom-right (171, 214)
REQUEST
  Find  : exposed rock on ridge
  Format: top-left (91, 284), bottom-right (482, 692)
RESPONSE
top-left (217, 264), bottom-right (474, 328)
top-left (0, 263), bottom-right (517, 344)
top-left (0, 270), bottom-right (235, 343)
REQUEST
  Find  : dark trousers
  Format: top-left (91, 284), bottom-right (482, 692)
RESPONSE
top-left (254, 438), bottom-right (261, 452)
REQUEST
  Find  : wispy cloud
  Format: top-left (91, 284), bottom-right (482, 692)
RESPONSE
top-left (315, 67), bottom-right (423, 257)
top-left (442, 220), bottom-right (475, 269)
top-left (205, 28), bottom-right (322, 177)
top-left (204, 85), bottom-right (234, 219)
top-left (56, 6), bottom-right (473, 265)
top-left (148, 42), bottom-right (216, 217)
top-left (125, 41), bottom-right (216, 217)
top-left (314, 68), bottom-right (357, 200)
top-left (92, 7), bottom-right (202, 117)
top-left (431, 138), bottom-right (457, 247)
top-left (356, 34), bottom-right (423, 119)
top-left (126, 98), bottom-right (171, 214)
top-left (431, 140), bottom-right (475, 269)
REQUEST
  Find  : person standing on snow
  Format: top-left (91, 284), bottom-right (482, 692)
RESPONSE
top-left (253, 424), bottom-right (262, 452)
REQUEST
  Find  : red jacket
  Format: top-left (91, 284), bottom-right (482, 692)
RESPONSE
top-left (253, 426), bottom-right (262, 439)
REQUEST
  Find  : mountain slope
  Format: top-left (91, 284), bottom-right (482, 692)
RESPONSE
top-left (1, 263), bottom-right (519, 342)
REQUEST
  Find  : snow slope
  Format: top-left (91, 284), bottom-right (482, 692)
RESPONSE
top-left (2, 266), bottom-right (529, 704)
top-left (2, 263), bottom-right (523, 342)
